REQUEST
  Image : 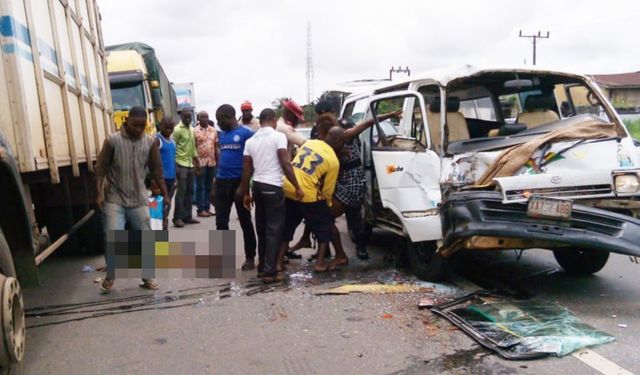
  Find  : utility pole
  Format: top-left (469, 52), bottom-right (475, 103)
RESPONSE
top-left (389, 66), bottom-right (410, 80)
top-left (306, 22), bottom-right (314, 104)
top-left (519, 30), bottom-right (549, 65)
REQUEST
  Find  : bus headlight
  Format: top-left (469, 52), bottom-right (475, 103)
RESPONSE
top-left (615, 174), bottom-right (640, 193)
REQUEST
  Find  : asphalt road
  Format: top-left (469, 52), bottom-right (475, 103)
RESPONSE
top-left (21, 206), bottom-right (640, 375)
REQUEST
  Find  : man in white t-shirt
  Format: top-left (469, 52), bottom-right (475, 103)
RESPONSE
top-left (240, 108), bottom-right (303, 282)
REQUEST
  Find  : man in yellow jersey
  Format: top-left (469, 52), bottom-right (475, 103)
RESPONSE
top-left (279, 119), bottom-right (345, 273)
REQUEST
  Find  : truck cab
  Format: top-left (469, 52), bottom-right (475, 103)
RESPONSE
top-left (342, 66), bottom-right (640, 281)
top-left (106, 50), bottom-right (155, 134)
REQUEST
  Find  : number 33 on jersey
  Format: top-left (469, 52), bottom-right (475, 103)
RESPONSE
top-left (283, 140), bottom-right (340, 204)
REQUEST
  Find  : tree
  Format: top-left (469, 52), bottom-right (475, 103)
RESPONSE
top-left (302, 103), bottom-right (316, 125)
top-left (271, 97), bottom-right (288, 118)
top-left (271, 91), bottom-right (344, 125)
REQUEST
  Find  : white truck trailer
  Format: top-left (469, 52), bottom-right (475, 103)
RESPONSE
top-left (0, 0), bottom-right (113, 368)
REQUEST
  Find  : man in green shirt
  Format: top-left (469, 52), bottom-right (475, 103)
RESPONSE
top-left (172, 108), bottom-right (200, 227)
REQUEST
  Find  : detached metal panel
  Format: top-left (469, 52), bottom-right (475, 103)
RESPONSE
top-left (0, 0), bottom-right (113, 182)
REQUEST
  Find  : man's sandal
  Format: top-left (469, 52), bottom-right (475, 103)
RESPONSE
top-left (139, 278), bottom-right (159, 290)
top-left (100, 278), bottom-right (114, 294)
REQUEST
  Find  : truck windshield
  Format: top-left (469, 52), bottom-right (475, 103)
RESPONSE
top-left (111, 83), bottom-right (145, 111)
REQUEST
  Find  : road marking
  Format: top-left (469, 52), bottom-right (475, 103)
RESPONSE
top-left (572, 349), bottom-right (634, 375)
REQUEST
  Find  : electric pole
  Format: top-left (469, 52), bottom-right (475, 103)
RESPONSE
top-left (306, 22), bottom-right (314, 104)
top-left (519, 30), bottom-right (550, 65)
top-left (389, 66), bottom-right (410, 80)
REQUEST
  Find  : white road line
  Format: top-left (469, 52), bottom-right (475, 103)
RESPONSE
top-left (572, 349), bottom-right (635, 375)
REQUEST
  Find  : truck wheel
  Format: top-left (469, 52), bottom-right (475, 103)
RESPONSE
top-left (553, 249), bottom-right (609, 275)
top-left (406, 240), bottom-right (449, 281)
top-left (0, 229), bottom-right (25, 370)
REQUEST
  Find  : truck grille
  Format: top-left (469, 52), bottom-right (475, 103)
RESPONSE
top-left (504, 184), bottom-right (613, 201)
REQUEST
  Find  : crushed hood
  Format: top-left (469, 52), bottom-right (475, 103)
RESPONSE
top-left (474, 118), bottom-right (618, 186)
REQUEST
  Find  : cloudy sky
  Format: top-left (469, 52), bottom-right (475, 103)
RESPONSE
top-left (98, 0), bottom-right (640, 114)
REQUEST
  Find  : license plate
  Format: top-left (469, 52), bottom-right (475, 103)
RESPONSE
top-left (527, 196), bottom-right (572, 220)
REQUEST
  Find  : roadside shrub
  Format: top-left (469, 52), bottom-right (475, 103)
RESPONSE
top-left (623, 118), bottom-right (640, 139)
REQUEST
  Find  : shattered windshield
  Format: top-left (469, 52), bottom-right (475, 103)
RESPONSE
top-left (421, 73), bottom-right (615, 148)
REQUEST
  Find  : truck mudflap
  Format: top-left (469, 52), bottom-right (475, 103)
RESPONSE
top-left (440, 190), bottom-right (640, 258)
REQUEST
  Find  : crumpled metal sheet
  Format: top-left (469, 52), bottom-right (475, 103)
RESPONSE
top-left (314, 284), bottom-right (432, 295)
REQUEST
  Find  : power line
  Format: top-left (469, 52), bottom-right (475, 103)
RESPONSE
top-left (519, 30), bottom-right (549, 66)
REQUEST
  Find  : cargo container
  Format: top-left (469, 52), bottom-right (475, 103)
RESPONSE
top-left (0, 0), bottom-right (112, 367)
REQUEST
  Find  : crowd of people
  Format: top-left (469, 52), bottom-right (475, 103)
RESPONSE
top-left (94, 98), bottom-right (402, 292)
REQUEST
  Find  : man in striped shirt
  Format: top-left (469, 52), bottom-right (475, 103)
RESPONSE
top-left (95, 106), bottom-right (169, 293)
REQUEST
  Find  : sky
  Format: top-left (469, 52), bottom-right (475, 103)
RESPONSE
top-left (97, 0), bottom-right (640, 114)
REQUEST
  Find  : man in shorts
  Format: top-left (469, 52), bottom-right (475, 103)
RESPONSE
top-left (289, 100), bottom-right (402, 265)
top-left (278, 125), bottom-right (345, 272)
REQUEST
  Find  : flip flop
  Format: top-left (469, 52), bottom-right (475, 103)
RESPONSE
top-left (100, 278), bottom-right (114, 294)
top-left (139, 279), bottom-right (159, 290)
top-left (328, 258), bottom-right (348, 271)
top-left (314, 264), bottom-right (329, 273)
top-left (261, 274), bottom-right (286, 284)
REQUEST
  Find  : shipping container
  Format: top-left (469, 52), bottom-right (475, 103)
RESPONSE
top-left (0, 0), bottom-right (112, 368)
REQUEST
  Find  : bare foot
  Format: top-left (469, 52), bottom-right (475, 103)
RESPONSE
top-left (277, 263), bottom-right (287, 273)
top-left (328, 257), bottom-right (348, 271)
top-left (289, 239), bottom-right (311, 252)
top-left (314, 263), bottom-right (329, 273)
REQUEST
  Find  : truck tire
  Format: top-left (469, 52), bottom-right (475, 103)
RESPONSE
top-left (406, 240), bottom-right (449, 281)
top-left (553, 249), bottom-right (609, 275)
top-left (0, 229), bottom-right (25, 373)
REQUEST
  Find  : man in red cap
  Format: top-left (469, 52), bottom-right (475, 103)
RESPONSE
top-left (276, 98), bottom-right (306, 155)
top-left (239, 100), bottom-right (260, 132)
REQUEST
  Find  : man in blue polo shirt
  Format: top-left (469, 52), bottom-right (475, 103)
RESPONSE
top-left (214, 104), bottom-right (257, 270)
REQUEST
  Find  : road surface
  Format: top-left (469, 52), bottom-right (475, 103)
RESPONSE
top-left (22, 207), bottom-right (640, 374)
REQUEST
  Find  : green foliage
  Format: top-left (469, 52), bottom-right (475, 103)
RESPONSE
top-left (375, 98), bottom-right (403, 114)
top-left (271, 97), bottom-right (288, 118)
top-left (611, 97), bottom-right (630, 109)
top-left (624, 118), bottom-right (640, 139)
top-left (302, 104), bottom-right (316, 124)
top-left (271, 91), bottom-right (344, 125)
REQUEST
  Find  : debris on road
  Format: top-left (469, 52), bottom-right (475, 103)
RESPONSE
top-left (617, 324), bottom-right (628, 328)
top-left (431, 291), bottom-right (615, 359)
top-left (81, 265), bottom-right (96, 272)
top-left (314, 284), bottom-right (432, 295)
top-left (418, 298), bottom-right (436, 309)
top-left (382, 313), bottom-right (394, 319)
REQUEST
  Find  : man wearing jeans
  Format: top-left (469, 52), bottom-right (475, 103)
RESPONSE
top-left (172, 108), bottom-right (200, 227)
top-left (95, 106), bottom-right (169, 293)
top-left (195, 111), bottom-right (218, 217)
top-left (240, 109), bottom-right (303, 282)
top-left (214, 104), bottom-right (257, 270)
